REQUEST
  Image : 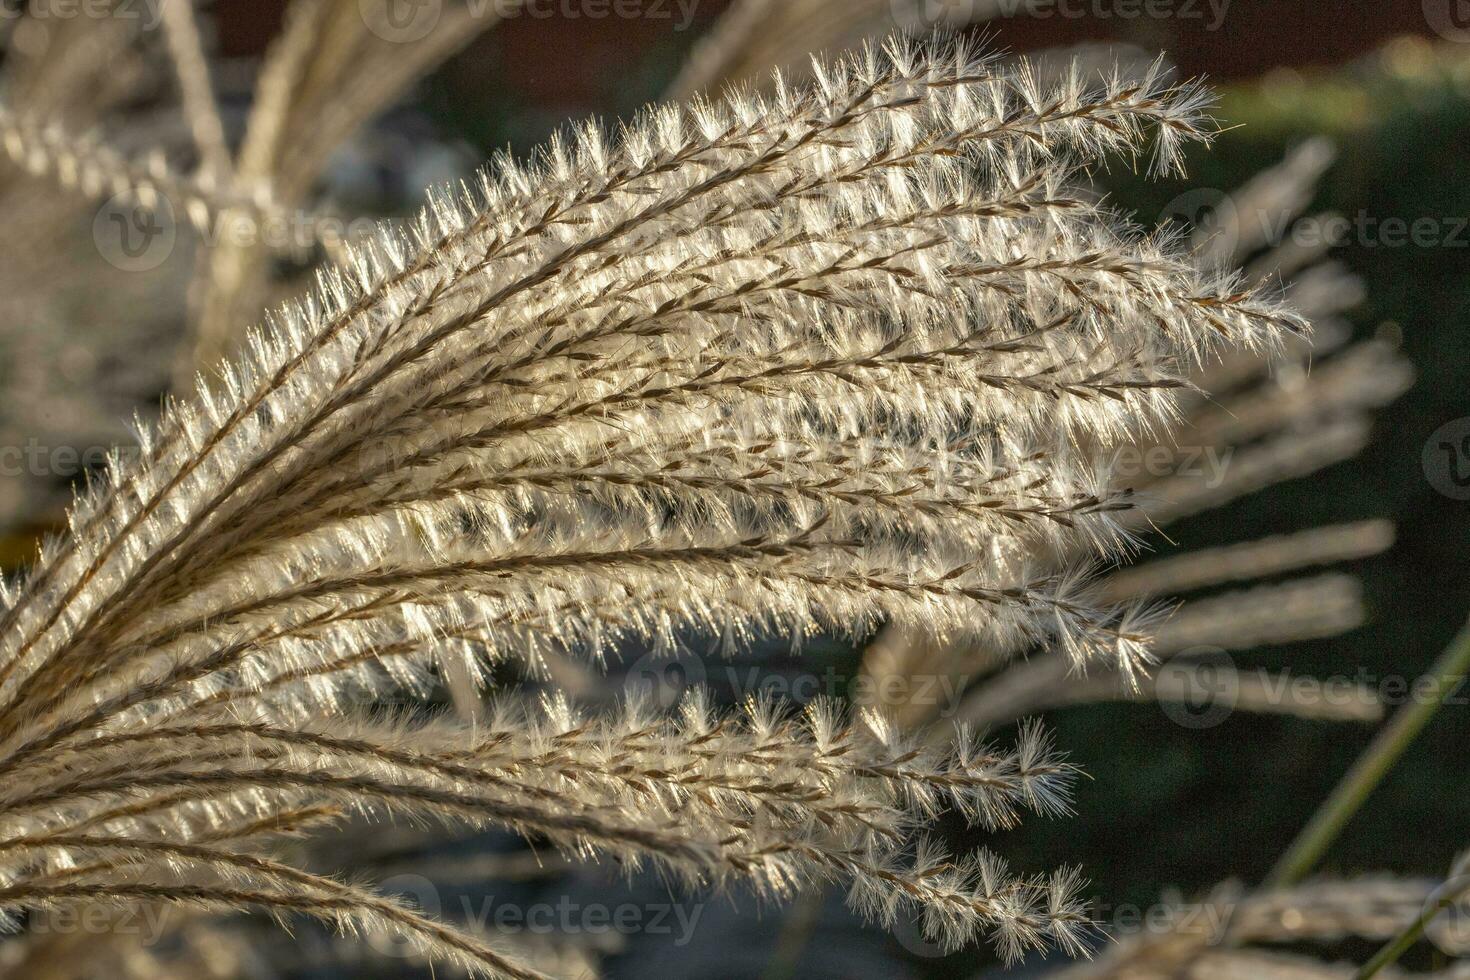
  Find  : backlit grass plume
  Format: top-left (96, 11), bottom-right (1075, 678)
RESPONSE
top-left (0, 38), bottom-right (1302, 976)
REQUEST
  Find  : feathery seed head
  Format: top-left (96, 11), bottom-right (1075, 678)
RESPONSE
top-left (0, 37), bottom-right (1305, 972)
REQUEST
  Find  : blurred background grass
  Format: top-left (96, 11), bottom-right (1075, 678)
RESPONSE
top-left (1010, 36), bottom-right (1470, 902)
